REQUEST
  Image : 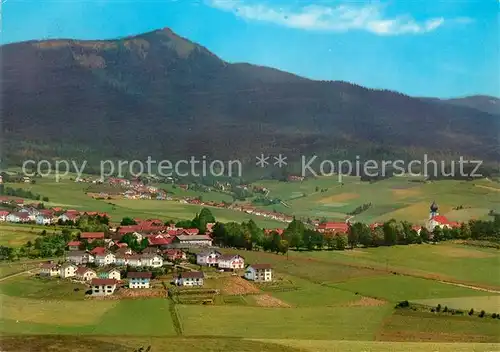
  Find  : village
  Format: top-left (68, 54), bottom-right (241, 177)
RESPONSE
top-left (7, 209), bottom-right (275, 299)
top-left (39, 229), bottom-right (274, 299)
top-left (81, 176), bottom-right (296, 224)
top-left (0, 191), bottom-right (466, 303)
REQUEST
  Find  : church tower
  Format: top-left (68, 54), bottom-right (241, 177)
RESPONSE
top-left (430, 201), bottom-right (438, 219)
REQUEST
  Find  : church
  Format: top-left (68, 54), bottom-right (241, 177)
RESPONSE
top-left (426, 201), bottom-right (460, 232)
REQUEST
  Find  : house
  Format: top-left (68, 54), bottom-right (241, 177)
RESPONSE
top-left (36, 214), bottom-right (53, 225)
top-left (40, 263), bottom-right (60, 277)
top-left (115, 254), bottom-right (142, 267)
top-left (98, 268), bottom-right (121, 280)
top-left (107, 268), bottom-right (121, 280)
top-left (217, 254), bottom-right (245, 270)
top-left (411, 225), bottom-right (422, 235)
top-left (80, 232), bottom-right (105, 243)
top-left (196, 249), bottom-right (221, 267)
top-left (90, 247), bottom-right (107, 256)
top-left (58, 212), bottom-right (80, 223)
top-left (6, 212), bottom-right (30, 223)
top-left (317, 222), bottom-right (349, 234)
top-left (245, 264), bottom-right (273, 282)
top-left (127, 272), bottom-right (152, 288)
top-left (164, 249), bottom-right (186, 262)
top-left (174, 234), bottom-right (213, 247)
top-left (94, 251), bottom-right (116, 266)
top-left (75, 267), bottom-right (97, 281)
top-left (147, 234), bottom-right (172, 247)
top-left (67, 241), bottom-right (81, 251)
top-left (90, 278), bottom-right (117, 296)
top-left (0, 211), bottom-right (10, 222)
top-left (60, 263), bottom-right (78, 278)
top-left (140, 254), bottom-right (163, 268)
top-left (175, 271), bottom-right (204, 286)
top-left (66, 251), bottom-right (94, 265)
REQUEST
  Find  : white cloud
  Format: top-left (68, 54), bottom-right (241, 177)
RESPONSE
top-left (208, 0), bottom-right (471, 35)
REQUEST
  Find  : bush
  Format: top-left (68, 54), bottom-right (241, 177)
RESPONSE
top-left (396, 300), bottom-right (410, 308)
top-left (436, 304), bottom-right (441, 312)
top-left (468, 308), bottom-right (474, 316)
top-left (73, 288), bottom-right (80, 292)
top-left (443, 306), bottom-right (448, 313)
top-left (431, 308), bottom-right (435, 313)
top-left (492, 313), bottom-right (497, 319)
top-left (479, 310), bottom-right (485, 318)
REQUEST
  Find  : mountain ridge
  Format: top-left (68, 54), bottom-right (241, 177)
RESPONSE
top-left (2, 28), bottom-right (499, 164)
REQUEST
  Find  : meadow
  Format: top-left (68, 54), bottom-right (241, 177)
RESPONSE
top-left (292, 242), bottom-right (500, 289)
top-left (253, 176), bottom-right (500, 224)
top-left (1, 246), bottom-right (499, 351)
top-left (7, 179), bottom-right (285, 228)
top-left (0, 223), bottom-right (58, 247)
top-left (5, 174), bottom-right (500, 229)
top-left (1, 174), bottom-right (500, 350)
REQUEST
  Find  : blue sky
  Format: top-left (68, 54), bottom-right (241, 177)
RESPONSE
top-left (2, 0), bottom-right (498, 98)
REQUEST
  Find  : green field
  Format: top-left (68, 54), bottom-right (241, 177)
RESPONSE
top-left (2, 336), bottom-right (500, 352)
top-left (331, 275), bottom-right (492, 302)
top-left (292, 242), bottom-right (500, 288)
top-left (0, 259), bottom-right (53, 279)
top-left (253, 176), bottom-right (500, 224)
top-left (6, 174), bottom-right (500, 228)
top-left (2, 175), bottom-right (500, 350)
top-left (8, 179), bottom-right (285, 228)
top-left (0, 223), bottom-right (59, 247)
top-left (414, 295), bottom-right (500, 313)
top-left (177, 304), bottom-right (392, 340)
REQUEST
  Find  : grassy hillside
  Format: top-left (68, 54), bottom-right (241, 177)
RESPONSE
top-left (252, 176), bottom-right (500, 223)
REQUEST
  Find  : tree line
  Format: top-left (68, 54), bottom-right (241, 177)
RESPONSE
top-left (0, 185), bottom-right (49, 202)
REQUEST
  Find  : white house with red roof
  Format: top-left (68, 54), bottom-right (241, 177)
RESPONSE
top-left (0, 211), bottom-right (10, 221)
top-left (217, 254), bottom-right (245, 270)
